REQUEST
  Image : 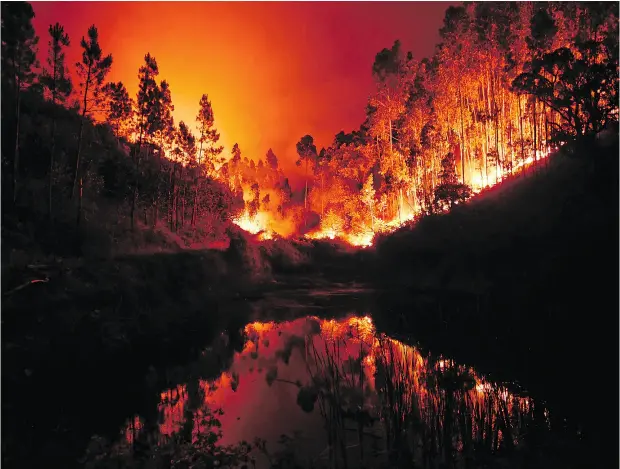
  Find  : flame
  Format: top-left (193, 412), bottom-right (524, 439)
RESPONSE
top-left (305, 148), bottom-right (550, 245)
top-left (226, 146), bottom-right (550, 249)
top-left (231, 210), bottom-right (275, 240)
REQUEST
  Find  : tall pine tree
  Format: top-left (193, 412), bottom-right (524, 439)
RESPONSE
top-left (1, 1), bottom-right (39, 203)
top-left (102, 81), bottom-right (133, 140)
top-left (131, 53), bottom-right (158, 230)
top-left (41, 22), bottom-right (72, 219)
top-left (73, 25), bottom-right (112, 225)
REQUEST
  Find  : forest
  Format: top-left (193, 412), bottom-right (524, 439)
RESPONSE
top-left (2, 1), bottom-right (617, 254)
top-left (2, 2), bottom-right (619, 468)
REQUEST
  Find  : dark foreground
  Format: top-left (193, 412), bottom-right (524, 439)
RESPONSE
top-left (0, 289), bottom-right (601, 469)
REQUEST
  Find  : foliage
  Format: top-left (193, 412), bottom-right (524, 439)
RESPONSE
top-left (1, 1), bottom-right (39, 93)
top-left (40, 22), bottom-right (72, 104)
top-left (102, 81), bottom-right (133, 138)
top-left (196, 94), bottom-right (224, 174)
top-left (512, 40), bottom-right (619, 142)
top-left (75, 25), bottom-right (113, 116)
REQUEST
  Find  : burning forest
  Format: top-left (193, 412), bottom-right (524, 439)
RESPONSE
top-left (2, 2), bottom-right (618, 469)
top-left (3, 2), bottom-right (616, 251)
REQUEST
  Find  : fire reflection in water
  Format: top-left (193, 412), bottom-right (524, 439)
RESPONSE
top-left (117, 315), bottom-right (545, 467)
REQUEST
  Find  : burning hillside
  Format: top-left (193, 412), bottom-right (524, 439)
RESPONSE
top-left (217, 3), bottom-right (614, 248)
top-left (25, 1), bottom-right (612, 248)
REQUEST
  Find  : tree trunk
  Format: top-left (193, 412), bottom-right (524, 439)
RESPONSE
top-left (457, 81), bottom-right (466, 185)
top-left (388, 117), bottom-right (393, 154)
top-left (304, 158), bottom-right (309, 228)
top-left (485, 72), bottom-right (491, 186)
top-left (181, 186), bottom-right (186, 229)
top-left (153, 196), bottom-right (159, 228)
top-left (130, 184), bottom-right (136, 231)
top-left (544, 101), bottom-right (549, 169)
top-left (532, 97), bottom-right (538, 170)
top-left (320, 172), bottom-right (324, 217)
top-left (500, 86), bottom-right (506, 179)
top-left (493, 72), bottom-right (500, 183)
top-left (170, 167), bottom-right (175, 231)
top-left (484, 114), bottom-right (489, 187)
top-left (49, 116), bottom-right (57, 220)
top-left (509, 101), bottom-right (514, 175)
top-left (49, 54), bottom-right (59, 219)
top-left (73, 118), bottom-right (85, 199)
top-left (168, 173), bottom-right (173, 231)
top-left (192, 183), bottom-right (199, 227)
top-left (72, 63), bottom-right (92, 200)
top-left (13, 81), bottom-right (22, 204)
top-left (76, 177), bottom-right (83, 226)
top-left (173, 186), bottom-right (178, 232)
top-left (518, 94), bottom-right (525, 174)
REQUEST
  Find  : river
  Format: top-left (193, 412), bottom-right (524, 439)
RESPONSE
top-left (6, 286), bottom-right (591, 469)
top-left (78, 292), bottom-right (550, 469)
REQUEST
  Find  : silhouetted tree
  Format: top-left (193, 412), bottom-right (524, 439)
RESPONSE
top-left (195, 94), bottom-right (224, 225)
top-left (196, 94), bottom-right (223, 174)
top-left (173, 121), bottom-right (196, 228)
top-left (512, 40), bottom-right (619, 145)
top-left (40, 23), bottom-right (73, 220)
top-left (132, 53), bottom-right (158, 229)
top-left (434, 152), bottom-right (472, 209)
top-left (73, 25), bottom-right (112, 225)
top-left (102, 81), bottom-right (133, 139)
top-left (40, 22), bottom-right (72, 219)
top-left (1, 1), bottom-right (39, 203)
top-left (265, 148), bottom-right (278, 171)
top-left (248, 182), bottom-right (260, 218)
top-left (296, 134), bottom-right (317, 214)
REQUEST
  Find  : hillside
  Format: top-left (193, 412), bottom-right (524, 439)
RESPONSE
top-left (359, 136), bottom-right (619, 463)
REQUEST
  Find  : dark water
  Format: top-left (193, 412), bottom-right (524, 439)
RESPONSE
top-left (81, 311), bottom-right (552, 469)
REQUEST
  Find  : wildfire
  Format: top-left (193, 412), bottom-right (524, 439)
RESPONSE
top-left (303, 148), bottom-right (550, 244)
top-left (304, 229), bottom-right (375, 248)
top-left (231, 210), bottom-right (274, 240)
top-left (227, 139), bottom-right (551, 249)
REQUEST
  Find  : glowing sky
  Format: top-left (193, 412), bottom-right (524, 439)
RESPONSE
top-left (32, 2), bottom-right (451, 180)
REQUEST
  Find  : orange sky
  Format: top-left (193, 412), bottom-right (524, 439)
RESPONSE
top-left (32, 1), bottom-right (451, 183)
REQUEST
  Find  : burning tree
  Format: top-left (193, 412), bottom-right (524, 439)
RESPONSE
top-left (434, 152), bottom-right (472, 210)
top-left (4, 1), bottom-right (616, 250)
top-left (296, 134), bottom-right (318, 212)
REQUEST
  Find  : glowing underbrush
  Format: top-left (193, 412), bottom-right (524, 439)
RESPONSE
top-left (231, 149), bottom-right (551, 249)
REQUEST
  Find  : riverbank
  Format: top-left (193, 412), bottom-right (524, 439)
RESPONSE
top-left (363, 139), bottom-right (619, 465)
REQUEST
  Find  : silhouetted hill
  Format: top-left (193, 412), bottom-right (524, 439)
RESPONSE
top-left (363, 136), bottom-right (619, 464)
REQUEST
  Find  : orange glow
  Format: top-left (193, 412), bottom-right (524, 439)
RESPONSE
top-left (31, 3), bottom-right (569, 249)
top-left (231, 211), bottom-right (272, 236)
top-left (31, 2), bottom-right (448, 184)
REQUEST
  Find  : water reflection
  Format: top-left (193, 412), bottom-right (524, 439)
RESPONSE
top-left (108, 315), bottom-right (544, 468)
